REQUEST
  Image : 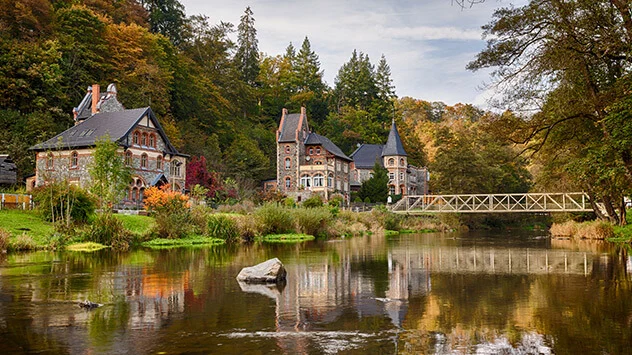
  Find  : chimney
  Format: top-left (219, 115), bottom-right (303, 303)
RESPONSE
top-left (91, 84), bottom-right (100, 115)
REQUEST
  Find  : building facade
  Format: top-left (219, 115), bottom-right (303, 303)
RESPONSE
top-left (276, 107), bottom-right (352, 201)
top-left (30, 84), bottom-right (187, 207)
top-left (349, 120), bottom-right (429, 196)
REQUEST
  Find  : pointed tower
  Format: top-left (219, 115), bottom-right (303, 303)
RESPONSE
top-left (382, 119), bottom-right (408, 195)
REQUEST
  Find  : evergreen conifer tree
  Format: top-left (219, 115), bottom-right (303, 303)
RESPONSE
top-left (234, 6), bottom-right (260, 86)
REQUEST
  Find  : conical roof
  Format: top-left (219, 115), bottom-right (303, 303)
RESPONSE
top-left (382, 120), bottom-right (407, 157)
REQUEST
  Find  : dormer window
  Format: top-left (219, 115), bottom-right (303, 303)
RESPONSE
top-left (400, 158), bottom-right (405, 166)
top-left (388, 158), bottom-right (395, 166)
top-left (316, 147), bottom-right (321, 155)
top-left (133, 131), bottom-right (140, 145)
top-left (309, 147), bottom-right (314, 155)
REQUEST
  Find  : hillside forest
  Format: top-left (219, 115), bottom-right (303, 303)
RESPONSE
top-left (2, 0), bottom-right (632, 224)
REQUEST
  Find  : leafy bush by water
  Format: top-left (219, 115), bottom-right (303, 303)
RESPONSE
top-left (255, 203), bottom-right (295, 235)
top-left (88, 213), bottom-right (131, 249)
top-left (294, 207), bottom-right (331, 237)
top-left (207, 214), bottom-right (239, 242)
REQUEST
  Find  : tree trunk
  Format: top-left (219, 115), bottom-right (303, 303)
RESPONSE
top-left (602, 195), bottom-right (620, 224)
top-left (589, 192), bottom-right (609, 221)
top-left (618, 196), bottom-right (627, 226)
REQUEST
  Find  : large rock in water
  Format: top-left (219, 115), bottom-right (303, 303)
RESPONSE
top-left (236, 258), bottom-right (287, 283)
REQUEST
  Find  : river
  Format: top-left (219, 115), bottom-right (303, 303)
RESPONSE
top-left (0, 231), bottom-right (630, 354)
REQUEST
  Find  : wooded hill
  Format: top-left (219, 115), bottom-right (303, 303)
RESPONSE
top-left (3, 0), bottom-right (631, 224)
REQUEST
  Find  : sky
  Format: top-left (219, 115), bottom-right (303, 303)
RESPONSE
top-left (180, 0), bottom-right (527, 108)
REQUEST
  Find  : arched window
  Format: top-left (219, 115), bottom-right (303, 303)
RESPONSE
top-left (171, 159), bottom-right (181, 177)
top-left (70, 151), bottom-right (78, 168)
top-left (125, 151), bottom-right (133, 166)
top-left (313, 174), bottom-right (324, 187)
top-left (285, 145), bottom-right (290, 154)
top-left (300, 175), bottom-right (311, 188)
top-left (285, 177), bottom-right (291, 189)
top-left (141, 132), bottom-right (147, 146)
top-left (315, 161), bottom-right (323, 165)
top-left (328, 173), bottom-right (333, 187)
top-left (388, 158), bottom-right (395, 166)
top-left (316, 147), bottom-right (321, 155)
top-left (149, 134), bottom-right (156, 148)
top-left (285, 157), bottom-right (291, 170)
top-left (156, 156), bottom-right (163, 170)
top-left (133, 131), bottom-right (140, 145)
top-left (46, 153), bottom-right (54, 170)
top-left (131, 187), bottom-right (138, 202)
top-left (141, 153), bottom-right (148, 169)
top-left (309, 147), bottom-right (314, 155)
top-left (400, 158), bottom-right (405, 166)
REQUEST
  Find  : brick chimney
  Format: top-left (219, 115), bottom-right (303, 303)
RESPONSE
top-left (91, 84), bottom-right (100, 115)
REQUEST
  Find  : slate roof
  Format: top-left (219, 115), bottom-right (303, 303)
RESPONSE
top-left (350, 144), bottom-right (384, 169)
top-left (278, 113), bottom-right (302, 142)
top-left (30, 107), bottom-right (182, 156)
top-left (305, 132), bottom-right (352, 161)
top-left (382, 120), bottom-right (407, 157)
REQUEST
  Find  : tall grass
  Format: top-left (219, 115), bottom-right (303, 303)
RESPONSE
top-left (255, 203), bottom-right (295, 235)
top-left (294, 207), bottom-right (331, 237)
top-left (550, 220), bottom-right (614, 240)
top-left (206, 214), bottom-right (239, 242)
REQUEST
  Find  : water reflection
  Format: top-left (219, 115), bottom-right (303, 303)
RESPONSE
top-left (0, 232), bottom-right (630, 354)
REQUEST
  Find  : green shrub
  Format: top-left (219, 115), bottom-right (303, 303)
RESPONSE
top-left (255, 203), bottom-right (295, 235)
top-left (154, 209), bottom-right (193, 239)
top-left (88, 213), bottom-right (131, 249)
top-left (190, 205), bottom-right (211, 235)
top-left (363, 197), bottom-right (371, 203)
top-left (0, 228), bottom-right (9, 253)
top-left (234, 214), bottom-right (262, 240)
top-left (33, 182), bottom-right (96, 223)
top-left (302, 195), bottom-right (323, 208)
top-left (370, 205), bottom-right (403, 231)
top-left (294, 207), bottom-right (331, 237)
top-left (283, 197), bottom-right (296, 208)
top-left (207, 214), bottom-right (239, 242)
top-left (353, 196), bottom-right (363, 203)
top-left (328, 194), bottom-right (344, 207)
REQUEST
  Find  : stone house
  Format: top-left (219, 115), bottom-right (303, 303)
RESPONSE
top-left (349, 120), bottom-right (429, 196)
top-left (276, 107), bottom-right (352, 202)
top-left (30, 84), bottom-right (187, 207)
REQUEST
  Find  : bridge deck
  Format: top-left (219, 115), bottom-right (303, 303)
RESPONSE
top-left (391, 192), bottom-right (591, 214)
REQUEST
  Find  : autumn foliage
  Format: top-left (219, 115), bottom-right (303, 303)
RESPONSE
top-left (144, 184), bottom-right (189, 213)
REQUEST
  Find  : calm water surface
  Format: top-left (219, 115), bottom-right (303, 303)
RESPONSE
top-left (0, 232), bottom-right (631, 354)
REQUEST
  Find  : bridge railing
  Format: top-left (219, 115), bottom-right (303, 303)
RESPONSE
top-left (391, 192), bottom-right (591, 214)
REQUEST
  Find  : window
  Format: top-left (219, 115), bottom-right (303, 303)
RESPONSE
top-left (141, 153), bottom-right (148, 169)
top-left (70, 151), bottom-right (78, 168)
top-left (390, 185), bottom-right (396, 195)
top-left (157, 156), bottom-right (162, 170)
top-left (400, 172), bottom-right (404, 180)
top-left (388, 158), bottom-right (395, 166)
top-left (133, 131), bottom-right (140, 145)
top-left (389, 172), bottom-right (395, 180)
top-left (309, 147), bottom-right (314, 155)
top-left (300, 175), bottom-right (311, 188)
top-left (313, 174), bottom-right (324, 187)
top-left (285, 145), bottom-right (291, 154)
top-left (46, 153), bottom-right (54, 170)
top-left (400, 158), bottom-right (405, 166)
top-left (336, 161), bottom-right (341, 171)
top-left (344, 182), bottom-right (348, 191)
top-left (285, 157), bottom-right (291, 170)
top-left (131, 187), bottom-right (138, 202)
top-left (285, 177), bottom-right (291, 189)
top-left (315, 161), bottom-right (323, 165)
top-left (149, 134), bottom-right (156, 148)
top-left (141, 133), bottom-right (147, 146)
top-left (125, 151), bottom-right (133, 166)
top-left (336, 180), bottom-right (341, 190)
top-left (171, 160), bottom-right (181, 177)
top-left (316, 147), bottom-right (321, 155)
top-left (343, 163), bottom-right (348, 173)
top-left (328, 174), bottom-right (333, 187)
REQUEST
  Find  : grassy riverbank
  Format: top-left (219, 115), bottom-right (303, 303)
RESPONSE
top-left (0, 206), bottom-right (448, 252)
